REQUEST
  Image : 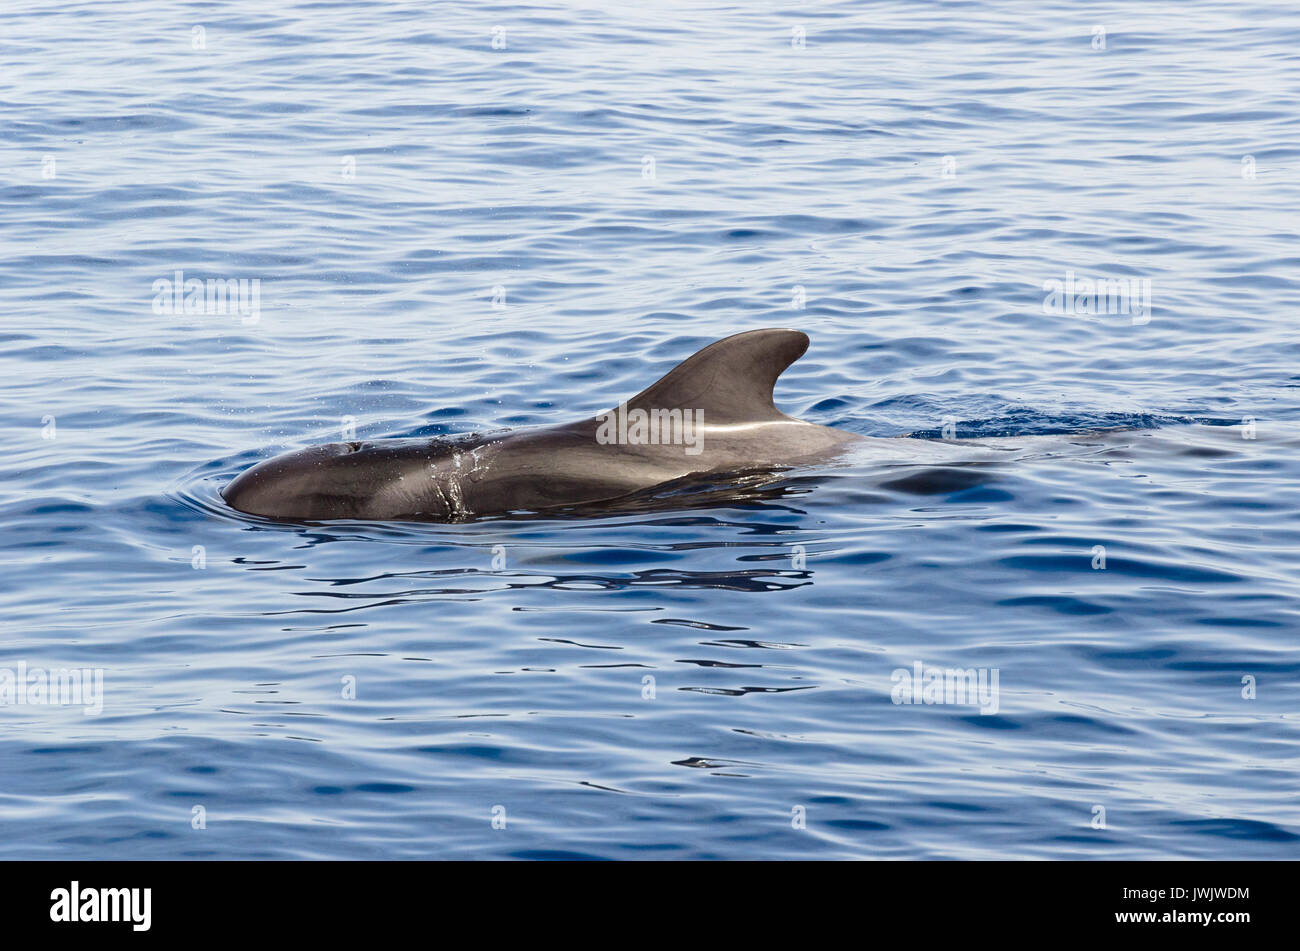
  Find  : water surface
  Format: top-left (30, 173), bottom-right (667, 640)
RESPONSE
top-left (2, 0), bottom-right (1298, 859)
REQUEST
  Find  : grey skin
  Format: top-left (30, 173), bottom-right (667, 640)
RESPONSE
top-left (222, 328), bottom-right (863, 522)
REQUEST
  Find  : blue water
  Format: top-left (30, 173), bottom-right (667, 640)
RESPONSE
top-left (3, 0), bottom-right (1299, 859)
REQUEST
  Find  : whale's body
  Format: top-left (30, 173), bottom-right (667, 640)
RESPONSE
top-left (223, 329), bottom-right (863, 522)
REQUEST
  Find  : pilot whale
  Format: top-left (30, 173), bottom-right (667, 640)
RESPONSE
top-left (222, 328), bottom-right (866, 521)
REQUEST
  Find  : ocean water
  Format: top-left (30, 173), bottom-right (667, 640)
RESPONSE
top-left (2, 0), bottom-right (1299, 859)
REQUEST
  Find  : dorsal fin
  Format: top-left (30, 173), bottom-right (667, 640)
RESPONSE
top-left (623, 329), bottom-right (809, 424)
